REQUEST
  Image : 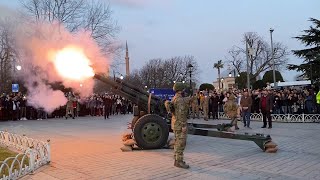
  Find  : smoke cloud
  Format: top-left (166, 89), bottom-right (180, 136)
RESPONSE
top-left (14, 21), bottom-right (109, 113)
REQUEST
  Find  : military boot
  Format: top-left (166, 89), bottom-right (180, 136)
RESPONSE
top-left (174, 160), bottom-right (190, 169)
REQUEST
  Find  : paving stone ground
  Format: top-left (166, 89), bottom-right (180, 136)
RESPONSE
top-left (1, 115), bottom-right (320, 180)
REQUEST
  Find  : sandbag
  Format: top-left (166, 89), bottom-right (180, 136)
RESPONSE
top-left (123, 139), bottom-right (136, 146)
top-left (122, 133), bottom-right (132, 142)
top-left (265, 147), bottom-right (278, 153)
top-left (265, 141), bottom-right (277, 148)
top-left (227, 126), bottom-right (235, 132)
top-left (120, 145), bottom-right (133, 152)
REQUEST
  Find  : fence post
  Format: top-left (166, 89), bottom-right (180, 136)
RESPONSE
top-left (29, 147), bottom-right (35, 174)
top-left (47, 140), bottom-right (51, 163)
top-left (4, 130), bottom-right (9, 145)
top-left (302, 113), bottom-right (305, 123)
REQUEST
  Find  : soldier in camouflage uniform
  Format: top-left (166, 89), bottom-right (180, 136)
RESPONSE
top-left (202, 92), bottom-right (209, 121)
top-left (223, 94), bottom-right (240, 130)
top-left (191, 92), bottom-right (199, 119)
top-left (165, 82), bottom-right (191, 169)
top-left (65, 95), bottom-right (75, 119)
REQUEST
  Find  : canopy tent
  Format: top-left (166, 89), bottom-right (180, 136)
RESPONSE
top-left (270, 80), bottom-right (311, 87)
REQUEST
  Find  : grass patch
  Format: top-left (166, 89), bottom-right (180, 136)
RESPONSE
top-left (0, 146), bottom-right (29, 177)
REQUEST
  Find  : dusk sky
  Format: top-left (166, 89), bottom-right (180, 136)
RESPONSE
top-left (1, 0), bottom-right (320, 84)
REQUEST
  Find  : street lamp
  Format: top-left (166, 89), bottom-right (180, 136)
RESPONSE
top-left (228, 69), bottom-right (236, 78)
top-left (187, 64), bottom-right (194, 90)
top-left (16, 65), bottom-right (22, 71)
top-left (120, 74), bottom-right (124, 80)
top-left (270, 28), bottom-right (276, 89)
top-left (221, 78), bottom-right (224, 89)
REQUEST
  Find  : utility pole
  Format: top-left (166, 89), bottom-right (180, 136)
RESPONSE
top-left (246, 38), bottom-right (250, 90)
top-left (270, 28), bottom-right (276, 89)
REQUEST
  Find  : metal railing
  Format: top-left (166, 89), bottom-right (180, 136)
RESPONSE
top-left (0, 131), bottom-right (50, 180)
top-left (218, 112), bottom-right (320, 123)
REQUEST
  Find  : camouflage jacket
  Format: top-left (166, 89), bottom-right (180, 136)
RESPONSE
top-left (202, 96), bottom-right (209, 107)
top-left (191, 95), bottom-right (198, 106)
top-left (66, 100), bottom-right (73, 108)
top-left (223, 100), bottom-right (239, 118)
top-left (171, 93), bottom-right (191, 131)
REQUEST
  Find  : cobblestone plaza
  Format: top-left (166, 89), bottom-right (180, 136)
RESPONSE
top-left (1, 115), bottom-right (320, 180)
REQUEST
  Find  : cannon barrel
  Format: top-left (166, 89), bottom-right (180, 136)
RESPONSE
top-left (93, 74), bottom-right (166, 115)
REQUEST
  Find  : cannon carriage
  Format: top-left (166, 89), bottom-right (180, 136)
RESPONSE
top-left (94, 74), bottom-right (278, 152)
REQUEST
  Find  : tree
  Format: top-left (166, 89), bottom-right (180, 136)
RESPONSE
top-left (252, 80), bottom-right (265, 89)
top-left (262, 70), bottom-right (284, 84)
top-left (127, 56), bottom-right (200, 89)
top-left (235, 72), bottom-right (256, 89)
top-left (199, 83), bottom-right (214, 91)
top-left (213, 60), bottom-right (223, 89)
top-left (0, 18), bottom-right (18, 93)
top-left (20, 0), bottom-right (120, 55)
top-left (227, 32), bottom-right (288, 81)
top-left (288, 18), bottom-right (320, 84)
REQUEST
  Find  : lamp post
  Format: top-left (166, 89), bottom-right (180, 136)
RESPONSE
top-left (228, 69), bottom-right (237, 88)
top-left (228, 69), bottom-right (236, 78)
top-left (187, 64), bottom-right (194, 90)
top-left (270, 28), bottom-right (276, 89)
top-left (113, 70), bottom-right (124, 80)
top-left (245, 37), bottom-right (255, 90)
top-left (16, 65), bottom-right (22, 71)
top-left (221, 78), bottom-right (224, 89)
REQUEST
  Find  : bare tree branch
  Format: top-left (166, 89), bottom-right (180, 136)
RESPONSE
top-left (227, 32), bottom-right (288, 80)
top-left (20, 0), bottom-right (120, 55)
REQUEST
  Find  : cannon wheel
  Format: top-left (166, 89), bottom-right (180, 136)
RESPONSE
top-left (133, 114), bottom-right (169, 149)
top-left (131, 116), bottom-right (139, 129)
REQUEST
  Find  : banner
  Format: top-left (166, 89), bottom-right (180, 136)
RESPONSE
top-left (12, 84), bottom-right (19, 93)
top-left (149, 88), bottom-right (175, 100)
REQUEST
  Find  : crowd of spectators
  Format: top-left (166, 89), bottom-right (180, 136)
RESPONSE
top-left (192, 86), bottom-right (319, 119)
top-left (1, 86), bottom-right (318, 121)
top-left (0, 92), bottom-right (134, 121)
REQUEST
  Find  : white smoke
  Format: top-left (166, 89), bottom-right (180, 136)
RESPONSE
top-left (14, 21), bottom-right (109, 113)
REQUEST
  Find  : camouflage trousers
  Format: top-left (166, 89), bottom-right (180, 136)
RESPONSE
top-left (66, 107), bottom-right (74, 117)
top-left (191, 104), bottom-right (199, 118)
top-left (174, 129), bottom-right (187, 161)
top-left (230, 118), bottom-right (238, 128)
top-left (203, 106), bottom-right (209, 120)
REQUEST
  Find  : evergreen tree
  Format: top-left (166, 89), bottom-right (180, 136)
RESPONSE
top-left (199, 83), bottom-right (215, 91)
top-left (262, 70), bottom-right (284, 84)
top-left (288, 18), bottom-right (320, 84)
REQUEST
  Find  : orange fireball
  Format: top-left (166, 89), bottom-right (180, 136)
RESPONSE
top-left (53, 46), bottom-right (94, 81)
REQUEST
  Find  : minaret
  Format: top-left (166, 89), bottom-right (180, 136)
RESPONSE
top-left (125, 41), bottom-right (130, 77)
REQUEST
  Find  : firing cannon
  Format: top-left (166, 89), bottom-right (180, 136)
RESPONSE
top-left (94, 74), bottom-right (278, 152)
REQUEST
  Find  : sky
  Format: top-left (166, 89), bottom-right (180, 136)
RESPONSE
top-left (1, 0), bottom-right (320, 84)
